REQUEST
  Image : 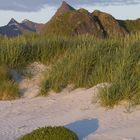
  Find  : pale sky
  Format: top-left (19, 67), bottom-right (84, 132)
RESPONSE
top-left (0, 0), bottom-right (140, 26)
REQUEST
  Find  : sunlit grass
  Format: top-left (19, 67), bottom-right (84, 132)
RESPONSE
top-left (0, 34), bottom-right (139, 106)
top-left (0, 65), bottom-right (19, 100)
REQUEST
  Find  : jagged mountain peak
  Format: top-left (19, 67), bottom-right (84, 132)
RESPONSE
top-left (61, 1), bottom-right (73, 8)
top-left (55, 1), bottom-right (75, 16)
top-left (93, 10), bottom-right (114, 18)
top-left (8, 18), bottom-right (19, 26)
top-left (10, 18), bottom-right (17, 22)
top-left (0, 18), bottom-right (44, 37)
top-left (77, 8), bottom-right (90, 15)
top-left (62, 1), bottom-right (68, 5)
top-left (22, 19), bottom-right (31, 23)
top-left (22, 19), bottom-right (36, 24)
top-left (21, 19), bottom-right (44, 32)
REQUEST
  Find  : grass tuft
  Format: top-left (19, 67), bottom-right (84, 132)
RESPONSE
top-left (18, 126), bottom-right (78, 140)
top-left (0, 65), bottom-right (19, 100)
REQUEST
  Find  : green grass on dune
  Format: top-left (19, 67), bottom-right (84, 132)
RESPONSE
top-left (0, 34), bottom-right (83, 68)
top-left (0, 65), bottom-right (19, 100)
top-left (100, 41), bottom-right (140, 106)
top-left (0, 34), bottom-right (139, 106)
top-left (41, 35), bottom-right (140, 107)
top-left (18, 126), bottom-right (78, 140)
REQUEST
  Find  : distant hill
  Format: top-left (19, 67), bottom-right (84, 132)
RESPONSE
top-left (119, 18), bottom-right (140, 34)
top-left (0, 18), bottom-right (44, 37)
top-left (21, 19), bottom-right (44, 33)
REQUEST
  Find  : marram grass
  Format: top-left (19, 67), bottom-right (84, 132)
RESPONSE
top-left (41, 34), bottom-right (140, 107)
top-left (0, 65), bottom-right (19, 100)
top-left (0, 34), bottom-right (139, 106)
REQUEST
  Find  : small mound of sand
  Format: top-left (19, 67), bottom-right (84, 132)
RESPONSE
top-left (11, 62), bottom-right (47, 98)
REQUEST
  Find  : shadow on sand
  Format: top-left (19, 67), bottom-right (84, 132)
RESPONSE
top-left (65, 119), bottom-right (99, 140)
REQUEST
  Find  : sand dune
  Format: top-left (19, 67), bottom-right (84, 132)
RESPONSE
top-left (0, 84), bottom-right (140, 140)
top-left (11, 62), bottom-right (47, 98)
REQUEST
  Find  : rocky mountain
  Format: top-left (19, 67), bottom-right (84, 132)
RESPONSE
top-left (119, 18), bottom-right (140, 34)
top-left (54, 1), bottom-right (76, 16)
top-left (41, 2), bottom-right (105, 38)
top-left (92, 10), bottom-right (128, 37)
top-left (21, 19), bottom-right (44, 33)
top-left (0, 18), bottom-right (44, 37)
top-left (0, 19), bottom-right (22, 36)
top-left (41, 1), bottom-right (128, 37)
top-left (0, 1), bottom-right (139, 37)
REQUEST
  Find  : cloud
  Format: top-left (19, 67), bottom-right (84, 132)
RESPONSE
top-left (0, 0), bottom-right (47, 11)
top-left (49, 0), bottom-right (140, 6)
top-left (0, 0), bottom-right (140, 12)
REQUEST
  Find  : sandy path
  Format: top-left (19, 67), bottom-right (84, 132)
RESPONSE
top-left (0, 85), bottom-right (140, 140)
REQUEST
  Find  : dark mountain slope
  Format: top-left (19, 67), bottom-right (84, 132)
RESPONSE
top-left (21, 19), bottom-right (44, 33)
top-left (92, 10), bottom-right (128, 37)
top-left (41, 2), bottom-right (105, 37)
top-left (0, 18), bottom-right (44, 37)
top-left (41, 1), bottom-right (128, 37)
top-left (0, 19), bottom-right (23, 36)
top-left (0, 1), bottom-right (139, 37)
top-left (119, 18), bottom-right (140, 33)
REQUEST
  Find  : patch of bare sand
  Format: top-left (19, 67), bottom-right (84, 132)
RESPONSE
top-left (0, 84), bottom-right (140, 140)
top-left (11, 62), bottom-right (47, 98)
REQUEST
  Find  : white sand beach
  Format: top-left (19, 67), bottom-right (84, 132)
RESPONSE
top-left (0, 85), bottom-right (140, 140)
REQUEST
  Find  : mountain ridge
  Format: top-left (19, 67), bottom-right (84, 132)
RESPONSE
top-left (0, 1), bottom-right (139, 37)
top-left (41, 2), bottom-right (129, 37)
top-left (92, 10), bottom-right (128, 37)
top-left (0, 18), bottom-right (44, 37)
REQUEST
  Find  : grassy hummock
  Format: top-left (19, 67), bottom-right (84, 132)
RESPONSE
top-left (0, 65), bottom-right (19, 100)
top-left (18, 126), bottom-right (78, 140)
